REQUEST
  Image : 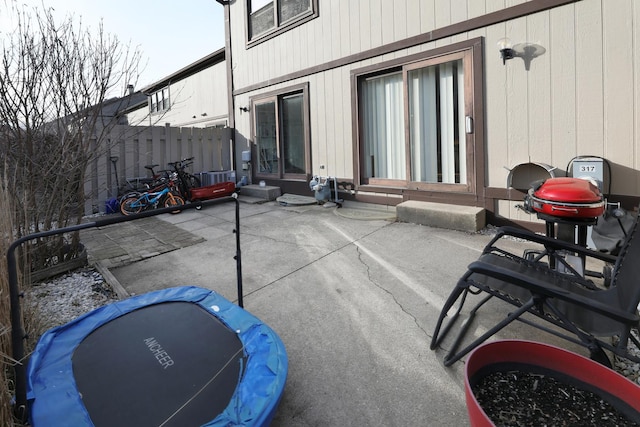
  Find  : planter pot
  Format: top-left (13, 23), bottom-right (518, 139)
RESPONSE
top-left (465, 340), bottom-right (640, 427)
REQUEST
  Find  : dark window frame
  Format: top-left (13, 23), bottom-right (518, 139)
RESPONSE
top-left (246, 0), bottom-right (319, 48)
top-left (148, 87), bottom-right (170, 115)
top-left (351, 38), bottom-right (485, 196)
top-left (250, 82), bottom-right (311, 181)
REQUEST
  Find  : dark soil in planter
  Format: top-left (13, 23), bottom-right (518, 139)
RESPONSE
top-left (470, 362), bottom-right (640, 427)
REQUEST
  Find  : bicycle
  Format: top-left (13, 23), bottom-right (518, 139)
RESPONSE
top-left (119, 180), bottom-right (185, 216)
top-left (167, 157), bottom-right (201, 201)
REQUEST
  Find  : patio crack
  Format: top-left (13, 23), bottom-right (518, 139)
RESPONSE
top-left (355, 245), bottom-right (429, 338)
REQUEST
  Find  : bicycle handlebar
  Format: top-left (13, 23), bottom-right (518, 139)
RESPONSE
top-left (168, 157), bottom-right (195, 169)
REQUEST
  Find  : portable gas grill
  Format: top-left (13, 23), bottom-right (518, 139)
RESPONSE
top-left (526, 177), bottom-right (605, 220)
top-left (522, 177), bottom-right (606, 275)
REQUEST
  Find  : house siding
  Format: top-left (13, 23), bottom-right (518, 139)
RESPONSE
top-left (128, 60), bottom-right (228, 128)
top-left (228, 0), bottom-right (640, 223)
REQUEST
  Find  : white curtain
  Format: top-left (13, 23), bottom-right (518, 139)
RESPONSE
top-left (408, 59), bottom-right (466, 184)
top-left (361, 73), bottom-right (405, 180)
top-left (409, 67), bottom-right (438, 182)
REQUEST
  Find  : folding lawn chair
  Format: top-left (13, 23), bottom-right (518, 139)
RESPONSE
top-left (430, 209), bottom-right (640, 367)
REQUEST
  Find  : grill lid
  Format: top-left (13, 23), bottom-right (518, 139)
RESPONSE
top-left (532, 177), bottom-right (602, 203)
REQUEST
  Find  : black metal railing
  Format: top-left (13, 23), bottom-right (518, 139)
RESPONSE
top-left (7, 195), bottom-right (243, 421)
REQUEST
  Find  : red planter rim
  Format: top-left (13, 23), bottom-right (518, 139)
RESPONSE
top-left (464, 340), bottom-right (640, 427)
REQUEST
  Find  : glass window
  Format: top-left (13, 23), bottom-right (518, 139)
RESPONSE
top-left (357, 50), bottom-right (473, 191)
top-left (255, 101), bottom-right (277, 173)
top-left (281, 93), bottom-right (305, 174)
top-left (408, 59), bottom-right (466, 184)
top-left (248, 0), bottom-right (314, 42)
top-left (252, 86), bottom-right (309, 179)
top-left (360, 72), bottom-right (405, 180)
top-left (148, 87), bottom-right (170, 114)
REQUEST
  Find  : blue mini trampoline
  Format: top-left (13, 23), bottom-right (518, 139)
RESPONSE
top-left (7, 197), bottom-right (288, 426)
top-left (27, 286), bottom-right (287, 426)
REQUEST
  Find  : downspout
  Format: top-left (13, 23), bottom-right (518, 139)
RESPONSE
top-left (215, 0), bottom-right (237, 174)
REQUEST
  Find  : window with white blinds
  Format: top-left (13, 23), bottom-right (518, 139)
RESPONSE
top-left (358, 49), bottom-right (474, 191)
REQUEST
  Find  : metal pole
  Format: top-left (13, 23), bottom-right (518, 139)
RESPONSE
top-left (233, 195), bottom-right (243, 308)
top-left (7, 195), bottom-right (241, 419)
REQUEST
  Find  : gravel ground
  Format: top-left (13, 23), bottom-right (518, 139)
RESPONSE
top-left (25, 267), bottom-right (118, 332)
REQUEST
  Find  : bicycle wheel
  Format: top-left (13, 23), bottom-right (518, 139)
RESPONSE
top-left (163, 194), bottom-right (185, 214)
top-left (120, 196), bottom-right (143, 215)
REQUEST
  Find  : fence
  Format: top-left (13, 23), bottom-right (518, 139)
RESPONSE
top-left (84, 124), bottom-right (233, 214)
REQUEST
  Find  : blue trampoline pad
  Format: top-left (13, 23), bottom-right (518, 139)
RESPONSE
top-left (27, 286), bottom-right (288, 427)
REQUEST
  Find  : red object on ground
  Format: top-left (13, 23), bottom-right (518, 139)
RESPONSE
top-left (464, 340), bottom-right (640, 427)
top-left (530, 177), bottom-right (605, 218)
top-left (189, 181), bottom-right (236, 201)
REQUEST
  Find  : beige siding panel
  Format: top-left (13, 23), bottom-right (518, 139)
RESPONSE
top-left (467, 1), bottom-right (487, 39)
top-left (505, 17), bottom-right (530, 169)
top-left (487, 0), bottom-right (507, 13)
top-left (486, 23), bottom-right (510, 188)
top-left (268, 40), bottom-right (277, 85)
top-left (451, 0), bottom-right (468, 23)
top-left (450, 0), bottom-right (468, 44)
top-left (468, 0), bottom-right (486, 19)
top-left (575, 0), bottom-right (604, 157)
top-left (393, 0), bottom-right (408, 42)
top-left (420, 0), bottom-right (436, 34)
top-left (313, 73), bottom-right (329, 174)
top-left (602, 0), bottom-right (636, 195)
top-left (369, 0), bottom-right (383, 49)
top-left (497, 200), bottom-right (544, 223)
top-left (329, 0), bottom-right (342, 58)
top-left (381, 1), bottom-right (395, 45)
top-left (434, 0), bottom-right (452, 47)
top-left (338, 67), bottom-right (353, 177)
top-left (526, 11), bottom-right (552, 166)
top-left (349, 1), bottom-right (361, 54)
top-left (549, 4), bottom-right (577, 170)
top-left (406, 0), bottom-right (421, 38)
top-left (358, 0), bottom-right (372, 52)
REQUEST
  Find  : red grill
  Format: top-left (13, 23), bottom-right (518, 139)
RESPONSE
top-left (527, 177), bottom-right (605, 219)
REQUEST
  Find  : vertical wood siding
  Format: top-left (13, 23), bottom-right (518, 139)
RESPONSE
top-left (231, 0), bottom-right (640, 218)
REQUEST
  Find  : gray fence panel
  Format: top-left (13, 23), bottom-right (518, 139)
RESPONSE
top-left (84, 125), bottom-right (233, 215)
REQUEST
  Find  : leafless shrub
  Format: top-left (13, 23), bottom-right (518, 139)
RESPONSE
top-left (0, 1), bottom-right (142, 423)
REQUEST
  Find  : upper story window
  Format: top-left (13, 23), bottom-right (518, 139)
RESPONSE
top-left (148, 87), bottom-right (170, 114)
top-left (248, 0), bottom-right (317, 45)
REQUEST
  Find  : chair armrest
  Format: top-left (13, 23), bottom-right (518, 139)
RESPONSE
top-left (489, 226), bottom-right (618, 264)
top-left (467, 260), bottom-right (638, 325)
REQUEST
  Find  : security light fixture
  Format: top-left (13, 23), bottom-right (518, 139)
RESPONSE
top-left (497, 38), bottom-right (515, 64)
top-left (497, 38), bottom-right (546, 70)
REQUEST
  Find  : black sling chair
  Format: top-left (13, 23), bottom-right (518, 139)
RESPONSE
top-left (430, 209), bottom-right (640, 367)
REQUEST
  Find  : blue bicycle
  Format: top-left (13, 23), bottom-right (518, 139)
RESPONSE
top-left (119, 181), bottom-right (185, 216)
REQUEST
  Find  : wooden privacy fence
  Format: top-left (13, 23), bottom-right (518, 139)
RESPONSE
top-left (84, 124), bottom-right (233, 214)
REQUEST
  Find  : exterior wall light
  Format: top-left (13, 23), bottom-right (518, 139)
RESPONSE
top-left (497, 38), bottom-right (546, 71)
top-left (497, 38), bottom-right (515, 64)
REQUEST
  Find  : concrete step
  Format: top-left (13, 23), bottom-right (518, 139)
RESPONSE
top-left (396, 200), bottom-right (485, 232)
top-left (239, 184), bottom-right (281, 201)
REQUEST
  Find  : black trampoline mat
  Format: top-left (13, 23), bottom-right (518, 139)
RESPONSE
top-left (72, 301), bottom-right (245, 427)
